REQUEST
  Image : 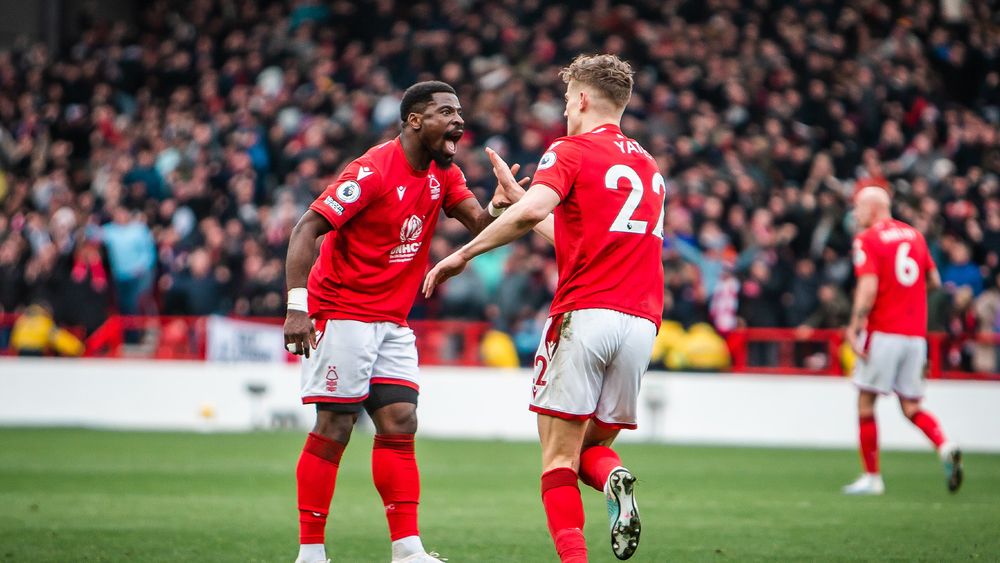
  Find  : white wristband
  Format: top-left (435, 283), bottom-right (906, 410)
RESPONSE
top-left (487, 201), bottom-right (504, 218)
top-left (287, 288), bottom-right (308, 313)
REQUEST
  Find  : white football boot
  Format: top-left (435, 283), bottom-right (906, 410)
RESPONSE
top-left (294, 543), bottom-right (329, 563)
top-left (841, 473), bottom-right (885, 495)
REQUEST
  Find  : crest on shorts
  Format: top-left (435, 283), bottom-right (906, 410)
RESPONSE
top-left (325, 366), bottom-right (339, 393)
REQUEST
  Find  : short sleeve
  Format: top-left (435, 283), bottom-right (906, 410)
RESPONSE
top-left (309, 159), bottom-right (383, 229)
top-left (853, 237), bottom-right (877, 277)
top-left (443, 165), bottom-right (475, 214)
top-left (925, 246), bottom-right (937, 273)
top-left (530, 139), bottom-right (583, 200)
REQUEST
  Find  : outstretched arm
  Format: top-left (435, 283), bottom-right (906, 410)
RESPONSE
top-left (423, 185), bottom-right (560, 297)
top-left (283, 210), bottom-right (332, 358)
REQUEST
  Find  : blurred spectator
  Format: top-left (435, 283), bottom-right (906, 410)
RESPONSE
top-left (162, 248), bottom-right (228, 315)
top-left (944, 286), bottom-right (979, 371)
top-left (101, 207), bottom-right (156, 315)
top-left (670, 323), bottom-right (731, 371)
top-left (708, 269), bottom-right (740, 334)
top-left (52, 236), bottom-right (112, 334)
top-left (785, 259), bottom-right (822, 327)
top-left (739, 260), bottom-right (784, 365)
top-left (972, 272), bottom-right (1000, 373)
top-left (942, 241), bottom-right (984, 296)
top-left (10, 302), bottom-right (84, 356)
top-left (480, 329), bottom-right (519, 368)
top-left (801, 283), bottom-right (852, 330)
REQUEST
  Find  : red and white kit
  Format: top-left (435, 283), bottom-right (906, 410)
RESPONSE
top-left (302, 137), bottom-right (474, 404)
top-left (529, 124), bottom-right (665, 428)
top-left (852, 218), bottom-right (936, 398)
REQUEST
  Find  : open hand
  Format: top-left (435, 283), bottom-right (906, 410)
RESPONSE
top-left (423, 252), bottom-right (469, 298)
top-left (487, 147), bottom-right (530, 208)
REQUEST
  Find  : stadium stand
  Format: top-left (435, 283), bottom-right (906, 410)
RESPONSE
top-left (0, 0), bottom-right (997, 374)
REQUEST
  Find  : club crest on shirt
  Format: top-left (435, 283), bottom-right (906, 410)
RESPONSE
top-left (538, 151), bottom-right (557, 170)
top-left (390, 215), bottom-right (424, 263)
top-left (336, 180), bottom-right (361, 203)
top-left (429, 174), bottom-right (441, 200)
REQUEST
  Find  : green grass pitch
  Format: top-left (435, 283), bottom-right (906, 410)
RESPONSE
top-left (1, 428), bottom-right (998, 562)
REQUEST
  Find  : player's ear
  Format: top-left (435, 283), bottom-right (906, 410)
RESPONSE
top-left (578, 90), bottom-right (589, 112)
top-left (407, 112), bottom-right (422, 131)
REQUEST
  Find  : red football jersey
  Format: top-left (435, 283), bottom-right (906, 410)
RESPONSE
top-left (852, 218), bottom-right (936, 337)
top-left (530, 124), bottom-right (665, 327)
top-left (307, 137), bottom-right (474, 324)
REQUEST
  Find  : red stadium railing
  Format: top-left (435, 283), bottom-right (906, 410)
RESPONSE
top-left (0, 314), bottom-right (488, 366)
top-left (1, 313), bottom-right (997, 380)
top-left (728, 327), bottom-right (844, 376)
top-left (726, 327), bottom-right (1000, 380)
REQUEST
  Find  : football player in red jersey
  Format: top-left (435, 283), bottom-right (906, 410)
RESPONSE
top-left (282, 81), bottom-right (526, 563)
top-left (842, 186), bottom-right (963, 495)
top-left (425, 55), bottom-right (663, 562)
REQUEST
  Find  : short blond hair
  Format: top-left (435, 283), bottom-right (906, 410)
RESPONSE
top-left (559, 54), bottom-right (634, 108)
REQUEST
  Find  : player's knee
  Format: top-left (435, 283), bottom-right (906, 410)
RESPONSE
top-left (372, 404), bottom-right (418, 434)
top-left (901, 402), bottom-right (921, 420)
top-left (312, 410), bottom-right (358, 443)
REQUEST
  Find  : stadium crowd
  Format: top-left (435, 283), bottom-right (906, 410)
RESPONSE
top-left (0, 0), bottom-right (998, 371)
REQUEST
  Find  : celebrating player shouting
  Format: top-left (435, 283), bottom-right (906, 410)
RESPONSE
top-left (425, 55), bottom-right (664, 562)
top-left (842, 186), bottom-right (963, 495)
top-left (283, 81), bottom-right (524, 563)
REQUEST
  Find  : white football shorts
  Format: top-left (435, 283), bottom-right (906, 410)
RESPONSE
top-left (530, 308), bottom-right (656, 429)
top-left (852, 331), bottom-right (928, 399)
top-left (301, 319), bottom-right (419, 404)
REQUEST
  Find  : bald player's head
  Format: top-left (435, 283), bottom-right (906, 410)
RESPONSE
top-left (854, 186), bottom-right (891, 230)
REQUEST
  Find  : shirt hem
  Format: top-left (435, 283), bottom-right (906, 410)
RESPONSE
top-left (311, 310), bottom-right (409, 327)
top-left (529, 181), bottom-right (566, 201)
top-left (547, 302), bottom-right (660, 329)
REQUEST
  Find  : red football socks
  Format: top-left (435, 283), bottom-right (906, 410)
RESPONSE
top-left (859, 415), bottom-right (879, 474)
top-left (579, 445), bottom-right (622, 491)
top-left (372, 434), bottom-right (420, 541)
top-left (297, 432), bottom-right (346, 544)
top-left (910, 410), bottom-right (946, 448)
top-left (541, 468), bottom-right (587, 562)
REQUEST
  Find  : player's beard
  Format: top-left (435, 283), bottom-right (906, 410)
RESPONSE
top-left (431, 152), bottom-right (454, 168)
